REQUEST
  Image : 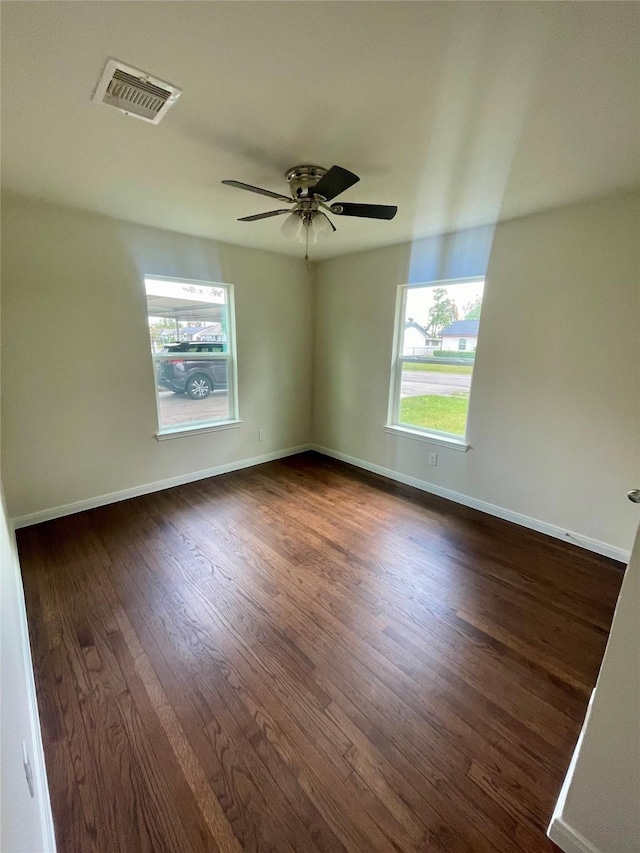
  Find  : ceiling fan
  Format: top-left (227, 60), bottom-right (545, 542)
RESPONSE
top-left (222, 164), bottom-right (398, 259)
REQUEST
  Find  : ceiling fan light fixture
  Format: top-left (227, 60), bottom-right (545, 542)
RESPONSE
top-left (281, 211), bottom-right (334, 245)
top-left (281, 212), bottom-right (304, 242)
top-left (305, 218), bottom-right (320, 246)
top-left (313, 212), bottom-right (334, 240)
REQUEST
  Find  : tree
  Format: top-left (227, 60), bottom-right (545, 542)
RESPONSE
top-left (148, 316), bottom-right (178, 329)
top-left (463, 296), bottom-right (483, 320)
top-left (426, 287), bottom-right (458, 336)
top-left (148, 316), bottom-right (180, 352)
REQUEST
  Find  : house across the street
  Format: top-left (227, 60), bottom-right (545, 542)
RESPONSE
top-left (403, 318), bottom-right (429, 351)
top-left (403, 318), bottom-right (440, 356)
top-left (191, 323), bottom-right (225, 342)
top-left (439, 319), bottom-right (480, 352)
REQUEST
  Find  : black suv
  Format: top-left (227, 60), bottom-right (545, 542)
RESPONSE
top-left (157, 342), bottom-right (227, 399)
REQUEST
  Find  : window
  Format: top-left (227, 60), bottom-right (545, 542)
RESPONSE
top-left (145, 276), bottom-right (239, 437)
top-left (387, 278), bottom-right (484, 445)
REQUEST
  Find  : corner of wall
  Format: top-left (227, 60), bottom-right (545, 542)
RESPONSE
top-left (309, 258), bottom-right (322, 446)
top-left (0, 487), bottom-right (57, 852)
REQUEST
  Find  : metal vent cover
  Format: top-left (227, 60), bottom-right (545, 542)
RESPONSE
top-left (93, 59), bottom-right (181, 124)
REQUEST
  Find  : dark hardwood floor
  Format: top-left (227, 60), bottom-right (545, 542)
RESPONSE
top-left (18, 452), bottom-right (624, 853)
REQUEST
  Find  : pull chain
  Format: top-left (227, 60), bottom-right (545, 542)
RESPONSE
top-left (305, 220), bottom-right (309, 269)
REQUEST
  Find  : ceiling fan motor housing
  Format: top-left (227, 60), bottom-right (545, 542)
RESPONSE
top-left (285, 165), bottom-right (327, 199)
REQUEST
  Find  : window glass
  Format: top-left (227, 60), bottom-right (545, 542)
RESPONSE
top-left (390, 279), bottom-right (484, 439)
top-left (145, 277), bottom-right (238, 434)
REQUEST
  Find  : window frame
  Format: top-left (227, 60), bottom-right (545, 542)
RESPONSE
top-left (386, 276), bottom-right (484, 450)
top-left (144, 275), bottom-right (241, 439)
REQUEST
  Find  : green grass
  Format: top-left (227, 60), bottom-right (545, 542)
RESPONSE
top-left (399, 394), bottom-right (468, 435)
top-left (402, 363), bottom-right (473, 375)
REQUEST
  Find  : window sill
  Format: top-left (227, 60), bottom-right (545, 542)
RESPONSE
top-left (156, 420), bottom-right (243, 441)
top-left (384, 424), bottom-right (469, 451)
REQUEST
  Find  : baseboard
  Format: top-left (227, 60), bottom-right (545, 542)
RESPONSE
top-left (12, 441), bottom-right (630, 562)
top-left (311, 445), bottom-right (630, 563)
top-left (11, 444), bottom-right (312, 529)
top-left (547, 816), bottom-right (603, 853)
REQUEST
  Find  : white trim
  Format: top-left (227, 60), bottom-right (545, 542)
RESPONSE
top-left (311, 445), bottom-right (630, 563)
top-left (547, 817), bottom-right (603, 853)
top-left (384, 424), bottom-right (469, 451)
top-left (144, 276), bottom-right (240, 437)
top-left (387, 284), bottom-right (407, 427)
top-left (387, 276), bottom-right (484, 450)
top-left (14, 441), bottom-right (629, 558)
top-left (9, 524), bottom-right (57, 851)
top-left (547, 691), bottom-right (602, 853)
top-left (550, 689), bottom-right (595, 827)
top-left (153, 353), bottom-right (229, 361)
top-left (403, 275), bottom-right (486, 290)
top-left (156, 419), bottom-right (242, 440)
top-left (11, 445), bottom-right (311, 529)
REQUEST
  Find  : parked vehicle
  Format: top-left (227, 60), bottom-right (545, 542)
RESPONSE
top-left (157, 342), bottom-right (227, 399)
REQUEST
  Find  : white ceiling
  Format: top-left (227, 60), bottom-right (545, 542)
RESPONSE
top-left (2, 1), bottom-right (638, 260)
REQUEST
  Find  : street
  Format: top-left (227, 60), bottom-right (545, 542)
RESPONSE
top-left (401, 369), bottom-right (471, 398)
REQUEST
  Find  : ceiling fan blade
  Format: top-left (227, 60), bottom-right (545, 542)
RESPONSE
top-left (237, 209), bottom-right (292, 221)
top-left (222, 179), bottom-right (294, 203)
top-left (331, 202), bottom-right (398, 220)
top-left (311, 165), bottom-right (360, 201)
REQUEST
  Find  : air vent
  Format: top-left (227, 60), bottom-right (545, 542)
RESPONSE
top-left (93, 59), bottom-right (181, 124)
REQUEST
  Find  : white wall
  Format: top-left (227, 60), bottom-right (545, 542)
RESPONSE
top-left (313, 192), bottom-right (640, 556)
top-left (2, 191), bottom-right (638, 555)
top-left (0, 482), bottom-right (55, 851)
top-left (549, 523), bottom-right (640, 853)
top-left (1, 195), bottom-right (314, 520)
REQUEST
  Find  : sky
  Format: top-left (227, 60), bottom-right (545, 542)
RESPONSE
top-left (405, 279), bottom-right (485, 326)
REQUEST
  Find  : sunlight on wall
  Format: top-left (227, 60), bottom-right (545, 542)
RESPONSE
top-left (408, 5), bottom-right (553, 279)
top-left (407, 224), bottom-right (494, 284)
top-left (118, 219), bottom-right (224, 286)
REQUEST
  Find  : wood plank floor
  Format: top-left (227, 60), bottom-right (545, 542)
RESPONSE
top-left (18, 451), bottom-right (624, 853)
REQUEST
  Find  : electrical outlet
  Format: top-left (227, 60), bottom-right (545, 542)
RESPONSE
top-left (428, 452), bottom-right (438, 466)
top-left (22, 741), bottom-right (35, 798)
top-left (259, 429), bottom-right (265, 441)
